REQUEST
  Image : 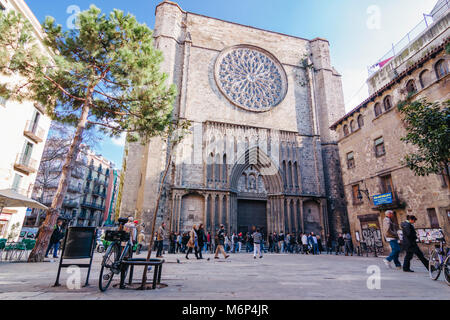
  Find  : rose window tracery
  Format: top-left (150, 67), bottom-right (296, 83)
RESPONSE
top-left (214, 45), bottom-right (288, 112)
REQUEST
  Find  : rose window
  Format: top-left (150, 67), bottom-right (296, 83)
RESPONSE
top-left (214, 45), bottom-right (288, 112)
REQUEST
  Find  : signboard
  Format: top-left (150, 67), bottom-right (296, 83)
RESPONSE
top-left (373, 193), bottom-right (393, 206)
top-left (54, 227), bottom-right (97, 287)
top-left (63, 227), bottom-right (97, 259)
top-left (25, 208), bottom-right (33, 217)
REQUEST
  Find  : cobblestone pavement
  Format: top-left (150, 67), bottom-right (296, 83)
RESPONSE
top-left (0, 252), bottom-right (448, 300)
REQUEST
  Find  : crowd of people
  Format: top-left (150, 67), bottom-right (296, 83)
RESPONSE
top-left (43, 209), bottom-right (435, 275)
top-left (155, 225), bottom-right (358, 258)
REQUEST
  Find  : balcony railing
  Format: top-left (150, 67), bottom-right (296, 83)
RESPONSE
top-left (14, 153), bottom-right (38, 174)
top-left (92, 189), bottom-right (106, 198)
top-left (368, 1), bottom-right (450, 75)
top-left (67, 184), bottom-right (82, 193)
top-left (71, 168), bottom-right (85, 179)
top-left (63, 200), bottom-right (79, 208)
top-left (81, 201), bottom-right (105, 211)
top-left (23, 121), bottom-right (45, 143)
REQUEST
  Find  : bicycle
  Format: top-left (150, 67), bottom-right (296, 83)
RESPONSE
top-left (98, 218), bottom-right (134, 292)
top-left (429, 238), bottom-right (450, 286)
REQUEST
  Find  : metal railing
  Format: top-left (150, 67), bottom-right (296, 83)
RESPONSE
top-left (368, 0), bottom-right (449, 75)
top-left (23, 121), bottom-right (45, 142)
top-left (14, 153), bottom-right (37, 172)
top-left (71, 168), bottom-right (85, 179)
top-left (81, 200), bottom-right (105, 211)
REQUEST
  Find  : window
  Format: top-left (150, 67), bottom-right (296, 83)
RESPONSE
top-left (352, 185), bottom-right (361, 204)
top-left (405, 80), bottom-right (417, 95)
top-left (0, 96), bottom-right (6, 107)
top-left (435, 59), bottom-right (448, 79)
top-left (343, 125), bottom-right (349, 136)
top-left (374, 137), bottom-right (385, 157)
top-left (347, 152), bottom-right (355, 169)
top-left (383, 96), bottom-right (393, 111)
top-left (12, 174), bottom-right (23, 192)
top-left (380, 174), bottom-right (394, 194)
top-left (419, 70), bottom-right (431, 88)
top-left (374, 103), bottom-right (382, 117)
top-left (427, 208), bottom-right (440, 228)
top-left (357, 115), bottom-right (364, 128)
top-left (350, 120), bottom-right (356, 132)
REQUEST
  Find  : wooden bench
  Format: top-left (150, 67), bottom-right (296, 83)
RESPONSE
top-left (120, 258), bottom-right (165, 289)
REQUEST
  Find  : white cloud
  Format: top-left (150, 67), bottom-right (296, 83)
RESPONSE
top-left (111, 133), bottom-right (126, 147)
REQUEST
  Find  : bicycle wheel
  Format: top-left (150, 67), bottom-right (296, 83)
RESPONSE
top-left (429, 250), bottom-right (441, 281)
top-left (99, 243), bottom-right (120, 292)
top-left (444, 254), bottom-right (450, 286)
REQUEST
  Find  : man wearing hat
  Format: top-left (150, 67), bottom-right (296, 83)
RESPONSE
top-left (401, 215), bottom-right (430, 272)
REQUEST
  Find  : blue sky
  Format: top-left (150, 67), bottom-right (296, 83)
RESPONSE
top-left (26, 0), bottom-right (437, 167)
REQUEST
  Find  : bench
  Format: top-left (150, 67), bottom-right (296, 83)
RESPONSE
top-left (119, 258), bottom-right (165, 289)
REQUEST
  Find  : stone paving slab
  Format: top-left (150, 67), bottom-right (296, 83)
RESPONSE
top-left (0, 252), bottom-right (448, 300)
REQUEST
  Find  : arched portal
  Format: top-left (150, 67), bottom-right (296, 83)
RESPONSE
top-left (230, 148), bottom-right (283, 236)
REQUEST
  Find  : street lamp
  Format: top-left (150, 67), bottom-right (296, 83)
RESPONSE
top-left (357, 186), bottom-right (370, 202)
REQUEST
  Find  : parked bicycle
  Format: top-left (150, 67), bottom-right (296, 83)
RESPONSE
top-left (98, 217), bottom-right (134, 292)
top-left (429, 237), bottom-right (450, 286)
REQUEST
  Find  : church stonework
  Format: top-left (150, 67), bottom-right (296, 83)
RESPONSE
top-left (120, 1), bottom-right (349, 238)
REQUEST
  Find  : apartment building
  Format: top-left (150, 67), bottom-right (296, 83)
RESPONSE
top-left (0, 0), bottom-right (52, 239)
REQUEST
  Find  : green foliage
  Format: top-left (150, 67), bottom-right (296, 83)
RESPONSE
top-left (0, 6), bottom-right (177, 144)
top-left (397, 99), bottom-right (450, 177)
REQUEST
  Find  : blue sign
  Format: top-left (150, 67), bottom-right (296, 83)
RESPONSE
top-left (373, 193), bottom-right (393, 206)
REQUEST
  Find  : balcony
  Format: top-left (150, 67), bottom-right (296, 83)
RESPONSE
top-left (71, 168), bottom-right (85, 179)
top-left (81, 200), bottom-right (105, 211)
top-left (94, 179), bottom-right (108, 187)
top-left (63, 200), bottom-right (79, 208)
top-left (14, 153), bottom-right (38, 175)
top-left (92, 188), bottom-right (106, 198)
top-left (23, 121), bottom-right (45, 144)
top-left (67, 184), bottom-right (82, 193)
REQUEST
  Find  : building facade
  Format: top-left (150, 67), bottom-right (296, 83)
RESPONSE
top-left (120, 1), bottom-right (349, 238)
top-left (331, 4), bottom-right (450, 251)
top-left (28, 144), bottom-right (116, 228)
top-left (0, 0), bottom-right (52, 239)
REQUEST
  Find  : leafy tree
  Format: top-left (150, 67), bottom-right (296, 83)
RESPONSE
top-left (397, 99), bottom-right (450, 185)
top-left (0, 6), bottom-right (177, 262)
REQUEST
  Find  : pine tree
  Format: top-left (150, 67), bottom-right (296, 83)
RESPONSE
top-left (0, 6), bottom-right (177, 262)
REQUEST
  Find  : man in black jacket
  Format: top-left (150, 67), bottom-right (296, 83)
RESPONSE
top-left (214, 225), bottom-right (229, 259)
top-left (45, 219), bottom-right (64, 259)
top-left (401, 215), bottom-right (430, 272)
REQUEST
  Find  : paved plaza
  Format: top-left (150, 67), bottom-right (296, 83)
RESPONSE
top-left (0, 251), bottom-right (448, 300)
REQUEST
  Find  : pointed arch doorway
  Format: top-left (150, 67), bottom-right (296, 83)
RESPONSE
top-left (230, 147), bottom-right (283, 236)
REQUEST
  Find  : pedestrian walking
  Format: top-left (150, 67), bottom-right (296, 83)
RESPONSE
top-left (336, 233), bottom-right (344, 255)
top-left (301, 233), bottom-right (309, 254)
top-left (137, 231), bottom-right (145, 255)
top-left (278, 231), bottom-right (285, 253)
top-left (252, 228), bottom-right (263, 259)
top-left (196, 224), bottom-right (206, 259)
top-left (317, 235), bottom-right (323, 254)
top-left (344, 232), bottom-right (353, 256)
top-left (326, 234), bottom-right (334, 254)
top-left (45, 219), bottom-right (65, 259)
top-left (214, 225), bottom-right (230, 259)
top-left (382, 210), bottom-right (402, 269)
top-left (186, 225), bottom-right (199, 260)
top-left (401, 215), bottom-right (430, 273)
top-left (156, 222), bottom-right (166, 258)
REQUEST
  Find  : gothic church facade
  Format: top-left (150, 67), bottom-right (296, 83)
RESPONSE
top-left (120, 1), bottom-right (349, 238)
